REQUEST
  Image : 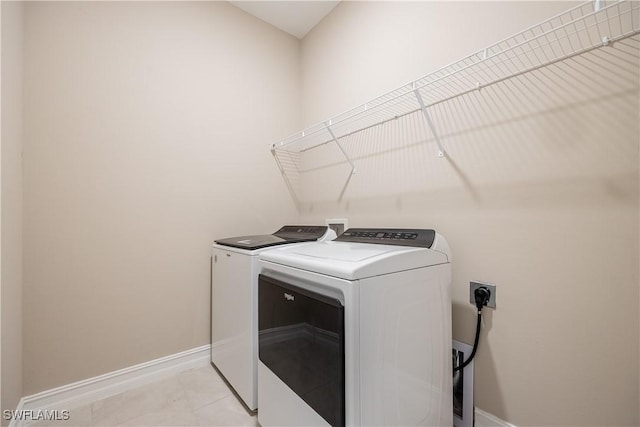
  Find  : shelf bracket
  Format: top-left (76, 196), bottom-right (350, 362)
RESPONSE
top-left (325, 122), bottom-right (356, 175)
top-left (271, 147), bottom-right (300, 205)
top-left (594, 0), bottom-right (602, 12)
top-left (413, 88), bottom-right (446, 158)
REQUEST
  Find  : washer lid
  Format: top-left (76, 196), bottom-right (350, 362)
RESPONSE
top-left (214, 234), bottom-right (293, 250)
top-left (260, 240), bottom-right (449, 280)
top-left (214, 225), bottom-right (330, 250)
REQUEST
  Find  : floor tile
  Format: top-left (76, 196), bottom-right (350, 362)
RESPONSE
top-left (25, 365), bottom-right (258, 427)
top-left (92, 376), bottom-right (189, 426)
top-left (117, 409), bottom-right (199, 426)
top-left (178, 366), bottom-right (232, 411)
top-left (28, 404), bottom-right (92, 427)
top-left (194, 395), bottom-right (257, 427)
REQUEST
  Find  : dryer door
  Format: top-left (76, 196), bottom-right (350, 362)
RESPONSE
top-left (258, 274), bottom-right (345, 427)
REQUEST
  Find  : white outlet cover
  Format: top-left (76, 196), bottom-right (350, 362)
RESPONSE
top-left (325, 218), bottom-right (348, 235)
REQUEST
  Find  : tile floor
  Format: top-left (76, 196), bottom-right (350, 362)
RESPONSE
top-left (29, 365), bottom-right (258, 427)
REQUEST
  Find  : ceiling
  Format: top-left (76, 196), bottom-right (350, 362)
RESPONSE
top-left (229, 1), bottom-right (340, 39)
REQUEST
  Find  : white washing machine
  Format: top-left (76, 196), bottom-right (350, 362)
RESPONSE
top-left (211, 225), bottom-right (336, 412)
top-left (257, 228), bottom-right (452, 426)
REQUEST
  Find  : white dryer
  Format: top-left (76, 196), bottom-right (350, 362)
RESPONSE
top-left (211, 225), bottom-right (336, 412)
top-left (257, 228), bottom-right (452, 426)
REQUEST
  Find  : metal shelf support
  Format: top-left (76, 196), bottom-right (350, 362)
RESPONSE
top-left (414, 88), bottom-right (446, 158)
top-left (594, 0), bottom-right (602, 12)
top-left (326, 122), bottom-right (357, 174)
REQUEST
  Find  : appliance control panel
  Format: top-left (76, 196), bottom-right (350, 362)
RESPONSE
top-left (273, 225), bottom-right (328, 240)
top-left (335, 228), bottom-right (436, 248)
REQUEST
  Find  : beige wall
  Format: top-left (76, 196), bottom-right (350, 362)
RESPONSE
top-left (22, 1), bottom-right (299, 394)
top-left (1, 0), bottom-right (24, 421)
top-left (12, 2), bottom-right (640, 425)
top-left (297, 2), bottom-right (639, 426)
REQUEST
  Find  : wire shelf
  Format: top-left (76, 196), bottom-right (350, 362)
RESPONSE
top-left (271, 0), bottom-right (640, 156)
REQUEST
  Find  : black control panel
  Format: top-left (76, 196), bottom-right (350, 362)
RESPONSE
top-left (273, 225), bottom-right (328, 240)
top-left (335, 228), bottom-right (436, 248)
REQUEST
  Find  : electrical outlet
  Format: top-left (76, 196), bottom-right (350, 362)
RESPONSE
top-left (326, 218), bottom-right (348, 236)
top-left (470, 281), bottom-right (496, 309)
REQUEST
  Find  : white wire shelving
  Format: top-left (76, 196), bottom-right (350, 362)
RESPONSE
top-left (271, 0), bottom-right (640, 182)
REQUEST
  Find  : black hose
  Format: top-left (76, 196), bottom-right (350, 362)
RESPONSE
top-left (453, 310), bottom-right (482, 372)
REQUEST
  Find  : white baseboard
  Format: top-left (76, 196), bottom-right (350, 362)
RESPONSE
top-left (475, 408), bottom-right (518, 427)
top-left (8, 344), bottom-right (211, 427)
top-left (7, 345), bottom-right (514, 427)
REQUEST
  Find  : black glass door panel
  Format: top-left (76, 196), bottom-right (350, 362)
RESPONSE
top-left (258, 274), bottom-right (345, 427)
